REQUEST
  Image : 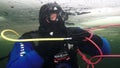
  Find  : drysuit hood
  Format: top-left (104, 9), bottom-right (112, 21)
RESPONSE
top-left (39, 3), bottom-right (67, 36)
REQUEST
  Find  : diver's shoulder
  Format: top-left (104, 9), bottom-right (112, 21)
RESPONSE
top-left (66, 27), bottom-right (84, 33)
top-left (20, 30), bottom-right (39, 39)
top-left (67, 27), bottom-right (82, 30)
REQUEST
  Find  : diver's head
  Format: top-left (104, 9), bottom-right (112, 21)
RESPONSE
top-left (39, 3), bottom-right (68, 29)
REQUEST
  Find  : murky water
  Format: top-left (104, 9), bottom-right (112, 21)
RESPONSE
top-left (0, 0), bottom-right (120, 68)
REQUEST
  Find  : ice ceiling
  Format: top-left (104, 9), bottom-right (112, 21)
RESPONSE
top-left (0, 0), bottom-right (120, 31)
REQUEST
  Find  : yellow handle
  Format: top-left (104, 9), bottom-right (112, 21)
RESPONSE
top-left (1, 29), bottom-right (72, 42)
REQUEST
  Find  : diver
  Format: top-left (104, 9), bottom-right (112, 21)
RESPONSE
top-left (7, 3), bottom-right (111, 68)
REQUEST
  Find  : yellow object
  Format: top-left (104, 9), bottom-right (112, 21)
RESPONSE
top-left (1, 29), bottom-right (71, 42)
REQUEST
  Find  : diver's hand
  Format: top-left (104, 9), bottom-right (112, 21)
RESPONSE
top-left (70, 31), bottom-right (90, 41)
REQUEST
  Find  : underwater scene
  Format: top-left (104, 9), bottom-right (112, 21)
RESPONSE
top-left (0, 0), bottom-right (120, 68)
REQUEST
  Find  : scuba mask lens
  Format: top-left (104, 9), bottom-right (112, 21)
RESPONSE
top-left (48, 11), bottom-right (68, 22)
top-left (44, 5), bottom-right (68, 23)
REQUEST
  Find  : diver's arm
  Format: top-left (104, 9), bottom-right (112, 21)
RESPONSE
top-left (7, 42), bottom-right (44, 68)
top-left (69, 27), bottom-right (111, 56)
top-left (76, 34), bottom-right (111, 56)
